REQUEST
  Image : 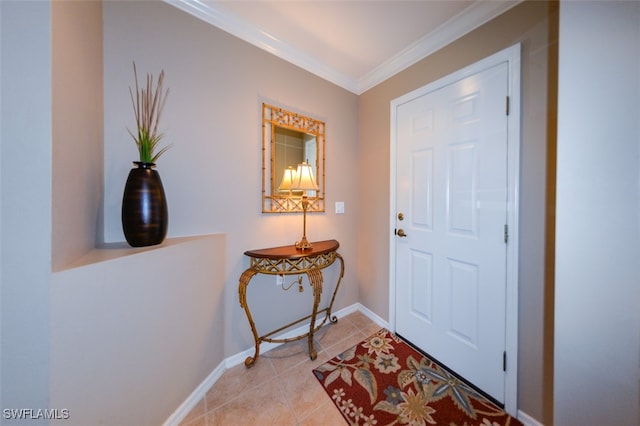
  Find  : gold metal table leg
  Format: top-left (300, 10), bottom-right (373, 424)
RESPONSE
top-left (238, 268), bottom-right (259, 367)
top-left (324, 252), bottom-right (344, 325)
top-left (306, 268), bottom-right (324, 360)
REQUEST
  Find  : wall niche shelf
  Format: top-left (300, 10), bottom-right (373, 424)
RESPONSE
top-left (56, 235), bottom-right (220, 272)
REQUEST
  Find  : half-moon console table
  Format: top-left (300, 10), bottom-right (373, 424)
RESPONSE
top-left (238, 239), bottom-right (344, 368)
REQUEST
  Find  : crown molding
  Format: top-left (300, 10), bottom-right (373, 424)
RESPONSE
top-left (356, 1), bottom-right (522, 93)
top-left (164, 0), bottom-right (359, 92)
top-left (164, 0), bottom-right (521, 95)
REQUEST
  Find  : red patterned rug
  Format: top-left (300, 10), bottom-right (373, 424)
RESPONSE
top-left (313, 328), bottom-right (522, 426)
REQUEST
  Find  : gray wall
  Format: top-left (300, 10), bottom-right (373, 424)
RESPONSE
top-left (358, 2), bottom-right (558, 423)
top-left (1, 2), bottom-right (52, 423)
top-left (51, 0), bottom-right (103, 271)
top-left (50, 235), bottom-right (226, 425)
top-left (555, 2), bottom-right (640, 424)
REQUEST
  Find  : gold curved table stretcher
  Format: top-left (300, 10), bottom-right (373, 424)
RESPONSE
top-left (238, 239), bottom-right (344, 368)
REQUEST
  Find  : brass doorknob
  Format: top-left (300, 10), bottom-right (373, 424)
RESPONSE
top-left (396, 228), bottom-right (407, 237)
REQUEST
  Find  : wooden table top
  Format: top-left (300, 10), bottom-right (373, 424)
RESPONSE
top-left (244, 239), bottom-right (339, 260)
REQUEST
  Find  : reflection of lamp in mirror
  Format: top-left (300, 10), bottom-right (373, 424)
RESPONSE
top-left (278, 166), bottom-right (296, 194)
top-left (292, 162), bottom-right (319, 250)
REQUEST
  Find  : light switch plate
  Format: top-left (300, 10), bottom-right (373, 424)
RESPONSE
top-left (335, 202), bottom-right (345, 214)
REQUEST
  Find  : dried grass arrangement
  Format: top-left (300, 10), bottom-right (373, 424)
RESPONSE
top-left (128, 62), bottom-right (171, 164)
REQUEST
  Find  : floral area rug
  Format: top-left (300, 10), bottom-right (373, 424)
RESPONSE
top-left (313, 329), bottom-right (522, 426)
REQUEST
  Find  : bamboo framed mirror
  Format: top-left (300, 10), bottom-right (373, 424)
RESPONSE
top-left (262, 103), bottom-right (325, 213)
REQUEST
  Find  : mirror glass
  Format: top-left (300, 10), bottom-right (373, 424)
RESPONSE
top-left (262, 103), bottom-right (325, 213)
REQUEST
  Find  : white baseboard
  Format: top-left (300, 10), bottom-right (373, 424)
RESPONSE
top-left (162, 362), bottom-right (225, 426)
top-left (517, 409), bottom-right (544, 426)
top-left (355, 302), bottom-right (390, 329)
top-left (163, 302), bottom-right (371, 426)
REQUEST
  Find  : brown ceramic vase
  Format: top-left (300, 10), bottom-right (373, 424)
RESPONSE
top-left (121, 162), bottom-right (168, 247)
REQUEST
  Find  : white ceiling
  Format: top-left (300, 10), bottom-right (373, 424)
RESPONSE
top-left (165, 0), bottom-right (519, 94)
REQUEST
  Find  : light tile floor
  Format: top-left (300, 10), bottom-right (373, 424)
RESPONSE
top-left (179, 311), bottom-right (382, 426)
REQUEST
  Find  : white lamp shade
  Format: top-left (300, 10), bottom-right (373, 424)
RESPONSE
top-left (292, 162), bottom-right (319, 191)
top-left (278, 166), bottom-right (297, 191)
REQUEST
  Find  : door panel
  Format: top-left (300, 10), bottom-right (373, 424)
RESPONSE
top-left (449, 143), bottom-right (478, 236)
top-left (409, 250), bottom-right (433, 323)
top-left (411, 149), bottom-right (433, 228)
top-left (448, 259), bottom-right (479, 348)
top-left (395, 62), bottom-right (509, 402)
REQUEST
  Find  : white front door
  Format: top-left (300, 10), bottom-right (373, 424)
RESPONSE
top-left (392, 48), bottom-right (519, 406)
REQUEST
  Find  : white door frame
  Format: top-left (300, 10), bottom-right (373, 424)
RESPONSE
top-left (388, 43), bottom-right (521, 415)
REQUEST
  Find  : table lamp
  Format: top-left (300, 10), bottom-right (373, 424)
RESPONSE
top-left (291, 161), bottom-right (318, 250)
top-left (278, 166), bottom-right (296, 194)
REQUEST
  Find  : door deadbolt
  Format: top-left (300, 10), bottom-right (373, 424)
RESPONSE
top-left (396, 228), bottom-right (407, 237)
top-left (397, 212), bottom-right (404, 221)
